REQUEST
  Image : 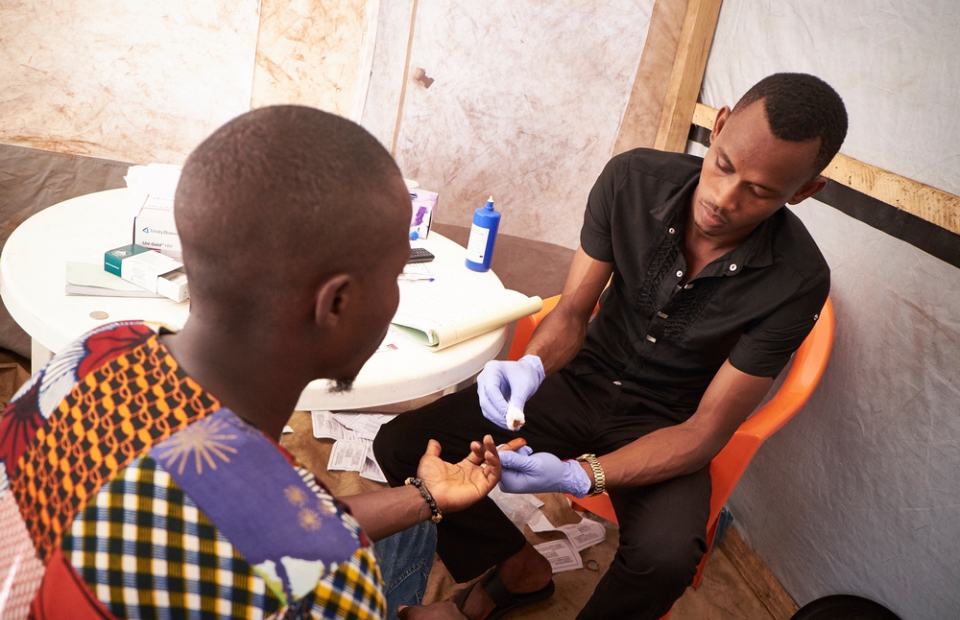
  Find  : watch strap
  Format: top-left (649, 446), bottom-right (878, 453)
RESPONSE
top-left (576, 453), bottom-right (606, 496)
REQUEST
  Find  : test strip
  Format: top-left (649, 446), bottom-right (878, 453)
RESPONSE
top-left (498, 437), bottom-right (527, 452)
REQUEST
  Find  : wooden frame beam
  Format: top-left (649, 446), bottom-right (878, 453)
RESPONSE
top-left (654, 0), bottom-right (724, 152)
top-left (613, 0), bottom-right (689, 154)
top-left (693, 102), bottom-right (960, 236)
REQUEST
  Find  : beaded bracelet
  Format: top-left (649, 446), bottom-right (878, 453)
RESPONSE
top-left (405, 477), bottom-right (443, 524)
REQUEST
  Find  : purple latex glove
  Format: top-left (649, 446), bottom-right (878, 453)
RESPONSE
top-left (476, 355), bottom-right (545, 430)
top-left (498, 448), bottom-right (593, 498)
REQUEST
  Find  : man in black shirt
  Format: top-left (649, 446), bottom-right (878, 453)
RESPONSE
top-left (375, 73), bottom-right (848, 620)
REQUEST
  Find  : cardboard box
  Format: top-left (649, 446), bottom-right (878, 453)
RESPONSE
top-left (133, 194), bottom-right (182, 260)
top-left (104, 244), bottom-right (189, 302)
top-left (409, 189), bottom-right (439, 240)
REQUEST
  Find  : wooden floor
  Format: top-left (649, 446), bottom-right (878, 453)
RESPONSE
top-left (281, 411), bottom-right (799, 620)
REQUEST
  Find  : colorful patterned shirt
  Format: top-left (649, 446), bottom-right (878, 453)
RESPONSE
top-left (0, 322), bottom-right (386, 619)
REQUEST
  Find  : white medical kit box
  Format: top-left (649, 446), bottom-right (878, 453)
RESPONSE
top-left (133, 194), bottom-right (182, 260)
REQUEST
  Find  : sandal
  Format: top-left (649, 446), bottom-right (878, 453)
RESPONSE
top-left (454, 570), bottom-right (555, 620)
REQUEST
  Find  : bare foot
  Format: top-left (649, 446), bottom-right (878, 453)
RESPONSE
top-left (456, 543), bottom-right (553, 620)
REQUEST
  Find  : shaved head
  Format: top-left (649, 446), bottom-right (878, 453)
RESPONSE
top-left (175, 105), bottom-right (410, 325)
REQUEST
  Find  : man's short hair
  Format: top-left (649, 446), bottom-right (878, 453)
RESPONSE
top-left (174, 105), bottom-right (407, 322)
top-left (734, 73), bottom-right (848, 175)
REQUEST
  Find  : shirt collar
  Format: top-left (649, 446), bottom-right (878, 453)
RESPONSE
top-left (652, 173), bottom-right (777, 271)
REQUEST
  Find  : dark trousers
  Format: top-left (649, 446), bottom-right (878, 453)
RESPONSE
top-left (373, 368), bottom-right (711, 620)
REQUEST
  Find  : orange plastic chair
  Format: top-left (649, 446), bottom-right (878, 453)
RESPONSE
top-left (509, 294), bottom-right (835, 616)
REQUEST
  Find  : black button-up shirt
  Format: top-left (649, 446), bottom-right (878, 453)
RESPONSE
top-left (569, 148), bottom-right (830, 420)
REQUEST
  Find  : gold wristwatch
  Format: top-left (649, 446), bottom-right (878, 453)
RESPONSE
top-left (576, 453), bottom-right (606, 496)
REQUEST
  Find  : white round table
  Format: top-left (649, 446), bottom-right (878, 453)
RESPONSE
top-left (0, 188), bottom-right (506, 411)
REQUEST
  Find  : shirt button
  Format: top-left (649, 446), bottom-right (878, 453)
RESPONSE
top-left (646, 335), bottom-right (657, 343)
top-left (676, 270), bottom-right (683, 278)
top-left (668, 227), bottom-right (676, 235)
top-left (729, 264), bottom-right (738, 272)
top-left (613, 380), bottom-right (622, 386)
top-left (814, 313), bottom-right (820, 320)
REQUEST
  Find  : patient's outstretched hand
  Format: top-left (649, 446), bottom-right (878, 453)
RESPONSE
top-left (416, 435), bottom-right (501, 513)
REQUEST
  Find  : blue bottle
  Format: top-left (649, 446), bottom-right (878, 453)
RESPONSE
top-left (465, 196), bottom-right (500, 272)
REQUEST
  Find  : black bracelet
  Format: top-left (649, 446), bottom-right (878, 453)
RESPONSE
top-left (405, 477), bottom-right (442, 524)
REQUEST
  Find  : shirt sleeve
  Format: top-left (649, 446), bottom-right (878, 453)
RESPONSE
top-left (580, 154), bottom-right (627, 262)
top-left (728, 269), bottom-right (830, 378)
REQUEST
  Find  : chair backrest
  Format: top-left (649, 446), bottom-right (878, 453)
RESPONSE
top-left (706, 296), bottom-right (835, 525)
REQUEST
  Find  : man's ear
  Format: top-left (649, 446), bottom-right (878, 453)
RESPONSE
top-left (709, 106), bottom-right (732, 144)
top-left (787, 176), bottom-right (828, 205)
top-left (314, 274), bottom-right (353, 329)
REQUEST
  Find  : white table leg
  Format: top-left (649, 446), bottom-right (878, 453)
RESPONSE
top-left (31, 338), bottom-right (53, 376)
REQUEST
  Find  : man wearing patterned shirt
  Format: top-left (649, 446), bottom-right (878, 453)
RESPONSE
top-left (0, 106), bottom-right (493, 619)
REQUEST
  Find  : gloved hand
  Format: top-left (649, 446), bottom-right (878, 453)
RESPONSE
top-left (476, 355), bottom-right (545, 430)
top-left (498, 448), bottom-right (593, 498)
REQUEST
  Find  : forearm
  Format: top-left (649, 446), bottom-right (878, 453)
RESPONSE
top-left (524, 307), bottom-right (588, 374)
top-left (596, 423), bottom-right (722, 489)
top-left (338, 485), bottom-right (432, 542)
top-left (595, 362), bottom-right (774, 489)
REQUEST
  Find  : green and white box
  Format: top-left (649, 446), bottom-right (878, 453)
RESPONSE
top-left (104, 244), bottom-right (189, 302)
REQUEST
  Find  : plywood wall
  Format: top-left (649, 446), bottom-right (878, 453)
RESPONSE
top-left (0, 0), bottom-right (669, 249)
top-left (0, 0), bottom-right (370, 165)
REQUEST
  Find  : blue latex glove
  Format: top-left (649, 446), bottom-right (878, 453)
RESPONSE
top-left (476, 355), bottom-right (544, 430)
top-left (498, 448), bottom-right (593, 498)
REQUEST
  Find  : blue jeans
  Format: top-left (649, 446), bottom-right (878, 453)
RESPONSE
top-left (373, 522), bottom-right (438, 619)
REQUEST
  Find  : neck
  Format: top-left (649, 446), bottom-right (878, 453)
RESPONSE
top-left (161, 314), bottom-right (309, 441)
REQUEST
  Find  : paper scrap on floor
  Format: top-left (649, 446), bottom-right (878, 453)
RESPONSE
top-left (360, 455), bottom-right (388, 483)
top-left (556, 519), bottom-right (607, 551)
top-left (312, 411), bottom-right (353, 440)
top-left (535, 539), bottom-right (583, 573)
top-left (314, 410), bottom-right (396, 482)
top-left (327, 440), bottom-right (368, 472)
top-left (333, 412), bottom-right (397, 440)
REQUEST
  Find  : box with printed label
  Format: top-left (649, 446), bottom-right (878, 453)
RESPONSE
top-left (104, 244), bottom-right (189, 302)
top-left (409, 189), bottom-right (439, 240)
top-left (133, 195), bottom-right (182, 260)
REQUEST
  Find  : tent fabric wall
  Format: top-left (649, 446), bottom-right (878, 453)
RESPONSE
top-left (695, 1), bottom-right (960, 618)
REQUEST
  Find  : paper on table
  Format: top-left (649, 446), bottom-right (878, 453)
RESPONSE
top-left (556, 519), bottom-right (607, 552)
top-left (535, 539), bottom-right (583, 573)
top-left (65, 261), bottom-right (163, 298)
top-left (392, 282), bottom-right (542, 351)
top-left (327, 440), bottom-right (368, 472)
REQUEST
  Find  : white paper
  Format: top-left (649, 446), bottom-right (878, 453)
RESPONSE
top-left (327, 440), bottom-right (368, 472)
top-left (556, 519), bottom-right (607, 552)
top-left (333, 413), bottom-right (396, 440)
top-left (403, 263), bottom-right (433, 276)
top-left (360, 456), bottom-right (388, 483)
top-left (312, 411), bottom-right (347, 440)
top-left (526, 511), bottom-right (556, 533)
top-left (534, 539), bottom-right (583, 573)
